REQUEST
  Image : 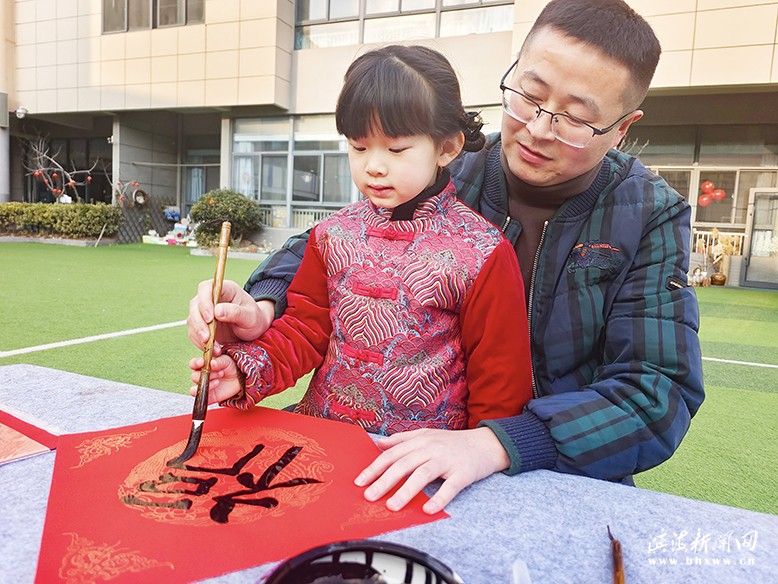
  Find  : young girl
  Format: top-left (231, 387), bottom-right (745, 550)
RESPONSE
top-left (191, 45), bottom-right (532, 434)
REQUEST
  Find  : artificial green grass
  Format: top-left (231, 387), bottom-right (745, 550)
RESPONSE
top-left (2, 242), bottom-right (777, 514)
top-left (0, 242), bottom-right (310, 409)
top-left (633, 286), bottom-right (778, 515)
top-left (635, 385), bottom-right (778, 516)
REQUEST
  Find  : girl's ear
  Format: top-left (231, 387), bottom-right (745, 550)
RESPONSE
top-left (437, 132), bottom-right (465, 167)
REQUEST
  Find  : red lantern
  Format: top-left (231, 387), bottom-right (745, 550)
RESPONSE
top-left (712, 188), bottom-right (726, 201)
top-left (700, 180), bottom-right (715, 194)
top-left (698, 193), bottom-right (713, 207)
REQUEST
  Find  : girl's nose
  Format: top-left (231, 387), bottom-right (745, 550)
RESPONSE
top-left (365, 154), bottom-right (386, 176)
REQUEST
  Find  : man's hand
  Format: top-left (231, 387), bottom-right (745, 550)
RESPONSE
top-left (187, 280), bottom-right (275, 353)
top-left (354, 426), bottom-right (511, 514)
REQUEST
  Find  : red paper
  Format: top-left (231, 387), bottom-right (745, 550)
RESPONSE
top-left (0, 409), bottom-right (58, 465)
top-left (35, 407), bottom-right (446, 583)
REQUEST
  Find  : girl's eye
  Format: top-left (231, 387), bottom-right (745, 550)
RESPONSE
top-left (389, 147), bottom-right (407, 154)
top-left (351, 145), bottom-right (366, 152)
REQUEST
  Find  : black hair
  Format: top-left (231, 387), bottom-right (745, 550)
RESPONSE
top-left (521, 0), bottom-right (661, 109)
top-left (335, 45), bottom-right (484, 152)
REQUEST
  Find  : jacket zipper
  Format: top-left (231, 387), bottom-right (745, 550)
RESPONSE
top-left (527, 221), bottom-right (548, 399)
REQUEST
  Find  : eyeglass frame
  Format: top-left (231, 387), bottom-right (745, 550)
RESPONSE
top-left (499, 58), bottom-right (634, 149)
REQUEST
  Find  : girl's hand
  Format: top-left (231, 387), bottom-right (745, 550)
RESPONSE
top-left (189, 354), bottom-right (243, 404)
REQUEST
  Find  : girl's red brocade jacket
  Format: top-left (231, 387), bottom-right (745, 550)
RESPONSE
top-left (223, 181), bottom-right (532, 436)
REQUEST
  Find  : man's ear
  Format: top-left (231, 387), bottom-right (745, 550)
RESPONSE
top-left (610, 110), bottom-right (644, 149)
top-left (437, 132), bottom-right (465, 167)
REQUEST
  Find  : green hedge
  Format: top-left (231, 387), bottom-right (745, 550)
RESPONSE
top-left (0, 202), bottom-right (122, 239)
top-left (189, 188), bottom-right (263, 247)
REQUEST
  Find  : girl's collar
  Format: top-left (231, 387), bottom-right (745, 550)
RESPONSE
top-left (388, 168), bottom-right (451, 221)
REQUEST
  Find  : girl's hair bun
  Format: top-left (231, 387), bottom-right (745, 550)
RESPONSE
top-left (461, 111), bottom-right (485, 152)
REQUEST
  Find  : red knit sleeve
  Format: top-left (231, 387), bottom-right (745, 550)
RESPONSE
top-left (460, 238), bottom-right (533, 427)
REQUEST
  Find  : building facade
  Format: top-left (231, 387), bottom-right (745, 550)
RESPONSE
top-left (1, 0), bottom-right (778, 285)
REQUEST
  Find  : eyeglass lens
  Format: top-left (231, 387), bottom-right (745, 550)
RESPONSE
top-left (502, 90), bottom-right (593, 148)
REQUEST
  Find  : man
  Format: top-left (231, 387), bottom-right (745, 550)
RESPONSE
top-left (188, 0), bottom-right (704, 515)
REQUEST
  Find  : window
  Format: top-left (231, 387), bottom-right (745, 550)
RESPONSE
top-left (103, 0), bottom-right (203, 33)
top-left (699, 125), bottom-right (778, 167)
top-left (231, 116), bottom-right (353, 227)
top-left (621, 126), bottom-right (696, 166)
top-left (295, 0), bottom-right (513, 49)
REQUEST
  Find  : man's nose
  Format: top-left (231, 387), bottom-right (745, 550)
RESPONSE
top-left (524, 109), bottom-right (555, 139)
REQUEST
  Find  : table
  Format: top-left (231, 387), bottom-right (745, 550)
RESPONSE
top-left (1, 364), bottom-right (776, 583)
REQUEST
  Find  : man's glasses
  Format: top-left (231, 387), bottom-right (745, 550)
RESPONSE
top-left (499, 59), bottom-right (633, 149)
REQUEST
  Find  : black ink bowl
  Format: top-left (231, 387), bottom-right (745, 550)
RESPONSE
top-left (261, 539), bottom-right (464, 584)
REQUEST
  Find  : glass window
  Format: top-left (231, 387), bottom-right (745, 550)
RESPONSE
top-left (262, 155), bottom-right (288, 201)
top-left (128, 0), bottom-right (151, 30)
top-left (364, 13), bottom-right (436, 43)
top-left (623, 126), bottom-right (696, 166)
top-left (103, 0), bottom-right (202, 32)
top-left (187, 0), bottom-right (204, 23)
top-left (330, 0), bottom-right (359, 19)
top-left (403, 0), bottom-right (435, 10)
top-left (699, 125), bottom-right (778, 166)
top-left (296, 21), bottom-right (360, 49)
top-left (440, 5), bottom-right (513, 36)
top-left (696, 171), bottom-right (737, 224)
top-left (297, 0), bottom-right (328, 21)
top-left (296, 140), bottom-right (343, 151)
top-left (234, 118), bottom-right (290, 136)
top-left (103, 0), bottom-right (126, 32)
top-left (366, 0), bottom-right (400, 15)
top-left (69, 139), bottom-right (88, 169)
top-left (158, 0), bottom-right (184, 27)
top-left (293, 156), bottom-right (321, 202)
top-left (50, 139), bottom-right (68, 166)
top-left (323, 155), bottom-right (351, 203)
top-left (736, 171), bottom-right (778, 224)
top-left (443, 0), bottom-right (478, 6)
top-left (233, 128), bottom-right (289, 154)
top-left (89, 137), bottom-right (112, 163)
top-left (233, 156), bottom-right (257, 198)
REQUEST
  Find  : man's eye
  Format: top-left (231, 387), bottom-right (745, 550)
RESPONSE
top-left (560, 114), bottom-right (587, 127)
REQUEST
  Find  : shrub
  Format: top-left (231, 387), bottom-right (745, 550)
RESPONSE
top-left (189, 188), bottom-right (263, 247)
top-left (0, 202), bottom-right (122, 239)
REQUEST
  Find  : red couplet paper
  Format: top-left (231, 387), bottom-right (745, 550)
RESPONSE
top-left (35, 407), bottom-right (447, 583)
top-left (0, 409), bottom-right (58, 466)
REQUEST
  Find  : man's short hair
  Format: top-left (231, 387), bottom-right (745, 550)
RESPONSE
top-left (521, 0), bottom-right (661, 110)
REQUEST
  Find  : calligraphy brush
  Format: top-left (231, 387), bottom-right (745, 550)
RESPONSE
top-left (167, 220), bottom-right (232, 468)
top-left (607, 525), bottom-right (626, 584)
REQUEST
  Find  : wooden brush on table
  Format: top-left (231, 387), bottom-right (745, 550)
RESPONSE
top-left (167, 220), bottom-right (231, 467)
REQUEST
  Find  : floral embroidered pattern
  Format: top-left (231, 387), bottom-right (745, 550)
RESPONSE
top-left (58, 532), bottom-right (173, 583)
top-left (72, 429), bottom-right (156, 468)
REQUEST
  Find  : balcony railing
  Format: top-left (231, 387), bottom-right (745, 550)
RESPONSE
top-left (692, 229), bottom-right (745, 256)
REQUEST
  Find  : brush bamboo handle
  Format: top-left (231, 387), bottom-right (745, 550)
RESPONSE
top-left (193, 221), bottom-right (231, 420)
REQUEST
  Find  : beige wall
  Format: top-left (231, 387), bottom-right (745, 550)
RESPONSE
top-left (7, 0), bottom-right (778, 117)
top-left (514, 0), bottom-right (778, 89)
top-left (291, 31), bottom-right (512, 115)
top-left (11, 0), bottom-right (294, 115)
